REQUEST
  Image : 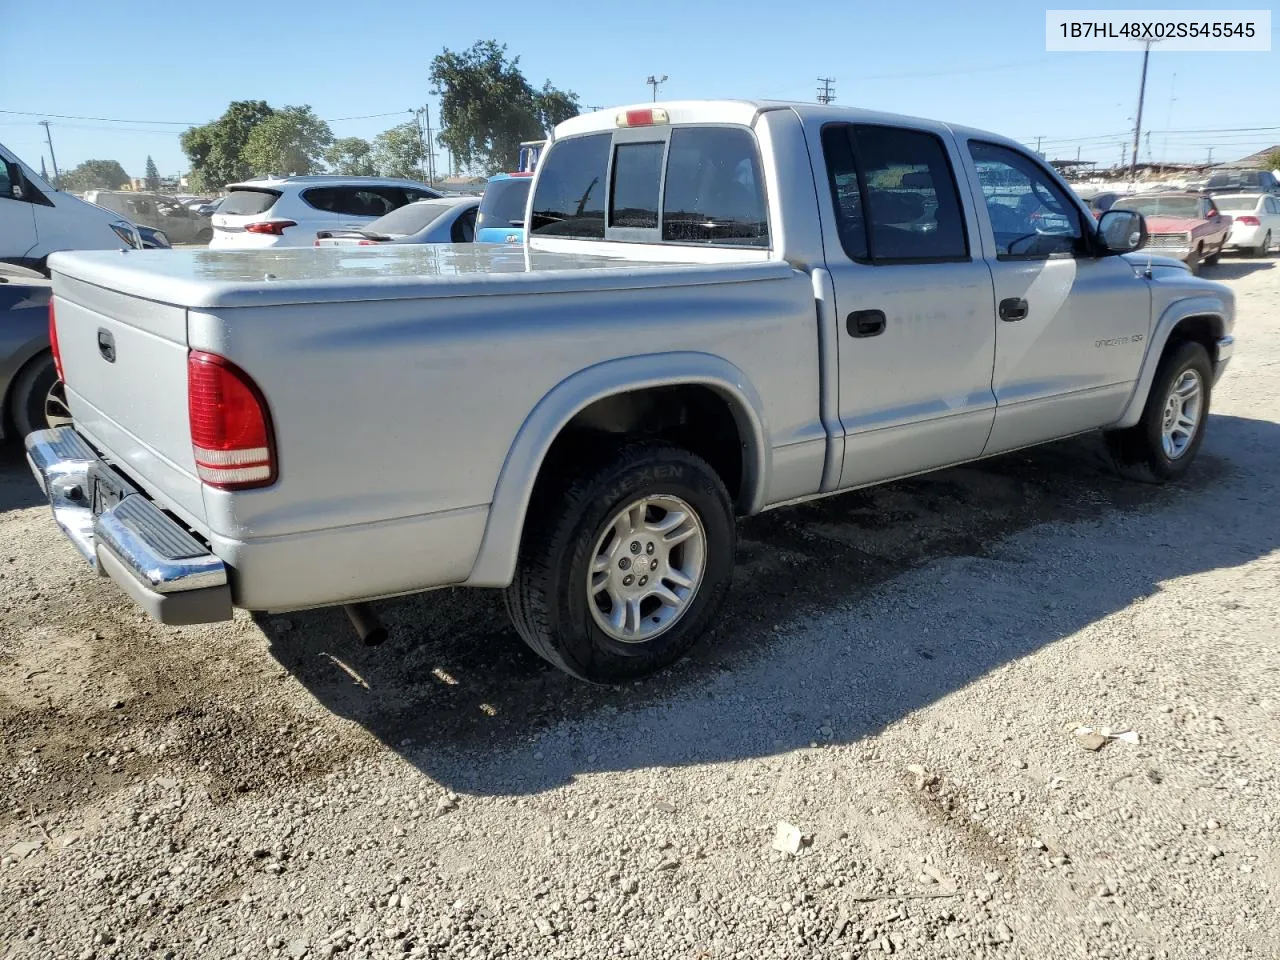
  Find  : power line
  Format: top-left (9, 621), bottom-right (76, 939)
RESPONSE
top-left (816, 77), bottom-right (836, 105)
top-left (1, 107), bottom-right (420, 127)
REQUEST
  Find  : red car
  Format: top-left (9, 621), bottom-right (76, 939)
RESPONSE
top-left (1110, 192), bottom-right (1231, 273)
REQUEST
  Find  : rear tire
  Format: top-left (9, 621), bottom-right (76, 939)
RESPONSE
top-left (196, 228), bottom-right (213, 244)
top-left (8, 355), bottom-right (68, 438)
top-left (1104, 340), bottom-right (1212, 484)
top-left (505, 441), bottom-right (736, 683)
top-left (1254, 231), bottom-right (1272, 257)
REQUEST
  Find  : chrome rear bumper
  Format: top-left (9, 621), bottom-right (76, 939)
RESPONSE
top-left (25, 427), bottom-right (233, 625)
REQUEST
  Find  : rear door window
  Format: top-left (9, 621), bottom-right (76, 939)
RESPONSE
top-left (219, 188), bottom-right (280, 216)
top-left (662, 127), bottom-right (768, 246)
top-left (822, 124), bottom-right (969, 262)
top-left (530, 133), bottom-right (610, 238)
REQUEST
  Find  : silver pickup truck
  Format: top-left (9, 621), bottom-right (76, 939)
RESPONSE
top-left (25, 100), bottom-right (1235, 683)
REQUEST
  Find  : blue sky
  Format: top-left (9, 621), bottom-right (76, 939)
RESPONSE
top-left (2, 0), bottom-right (1276, 181)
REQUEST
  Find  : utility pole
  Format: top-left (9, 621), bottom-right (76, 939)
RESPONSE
top-left (1129, 40), bottom-right (1155, 182)
top-left (816, 78), bottom-right (836, 105)
top-left (1076, 146), bottom-right (1082, 162)
top-left (1035, 136), bottom-right (1043, 155)
top-left (1206, 147), bottom-right (1214, 167)
top-left (423, 104), bottom-right (435, 184)
top-left (1145, 130), bottom-right (1152, 164)
top-left (39, 120), bottom-right (60, 186)
top-left (646, 75), bottom-right (668, 101)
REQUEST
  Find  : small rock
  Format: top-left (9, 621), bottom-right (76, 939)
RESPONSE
top-left (6, 840), bottom-right (42, 859)
top-left (621, 878), bottom-right (639, 895)
top-left (1076, 732), bottom-right (1108, 752)
top-left (435, 797), bottom-right (457, 815)
top-left (654, 859), bottom-right (680, 871)
top-left (985, 871), bottom-right (1002, 884)
top-left (1207, 845), bottom-right (1223, 859)
top-left (1205, 819), bottom-right (1220, 831)
top-left (287, 939), bottom-right (309, 959)
top-left (533, 917), bottom-right (553, 937)
top-left (772, 821), bottom-right (804, 855)
top-left (996, 921), bottom-right (1013, 942)
top-left (652, 801), bottom-right (676, 814)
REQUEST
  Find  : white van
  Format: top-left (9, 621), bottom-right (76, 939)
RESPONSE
top-left (0, 142), bottom-right (142, 273)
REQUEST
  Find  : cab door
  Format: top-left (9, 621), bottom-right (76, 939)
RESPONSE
top-left (957, 140), bottom-right (1151, 456)
top-left (815, 122), bottom-right (997, 489)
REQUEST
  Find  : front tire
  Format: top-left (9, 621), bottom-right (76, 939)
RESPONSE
top-left (505, 441), bottom-right (736, 683)
top-left (1104, 340), bottom-right (1212, 484)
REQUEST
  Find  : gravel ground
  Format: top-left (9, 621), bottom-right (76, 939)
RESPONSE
top-left (2, 257), bottom-right (1278, 960)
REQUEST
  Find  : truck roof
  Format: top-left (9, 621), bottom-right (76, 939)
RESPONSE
top-left (554, 99), bottom-right (1023, 154)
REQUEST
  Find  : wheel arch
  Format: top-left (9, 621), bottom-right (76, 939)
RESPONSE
top-left (1112, 296), bottom-right (1229, 430)
top-left (464, 352), bottom-right (771, 588)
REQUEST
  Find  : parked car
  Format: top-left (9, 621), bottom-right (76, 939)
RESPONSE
top-left (26, 99), bottom-right (1234, 685)
top-left (474, 173), bottom-right (533, 244)
top-left (83, 191), bottom-right (213, 245)
top-left (313, 196), bottom-right (479, 247)
top-left (195, 198), bottom-right (223, 217)
top-left (209, 176), bottom-right (442, 249)
top-left (1204, 169), bottom-right (1280, 196)
top-left (138, 225), bottom-right (172, 249)
top-left (1213, 193), bottom-right (1279, 257)
top-left (1072, 187), bottom-right (1121, 219)
top-left (0, 141), bottom-right (141, 273)
top-left (1110, 192), bottom-right (1231, 273)
top-left (0, 262), bottom-right (67, 440)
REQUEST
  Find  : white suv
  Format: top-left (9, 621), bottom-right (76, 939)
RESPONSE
top-left (209, 175), bottom-right (442, 249)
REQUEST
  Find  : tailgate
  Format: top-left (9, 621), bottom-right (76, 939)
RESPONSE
top-left (53, 273), bottom-right (207, 531)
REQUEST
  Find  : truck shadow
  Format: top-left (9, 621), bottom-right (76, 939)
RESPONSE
top-left (259, 413), bottom-right (1280, 797)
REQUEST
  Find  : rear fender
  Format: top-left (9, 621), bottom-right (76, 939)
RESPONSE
top-left (464, 351), bottom-right (770, 588)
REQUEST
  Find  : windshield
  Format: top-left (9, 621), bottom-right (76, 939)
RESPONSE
top-left (365, 200), bottom-right (456, 235)
top-left (1213, 195), bottom-right (1261, 212)
top-left (1112, 196), bottom-right (1200, 219)
top-left (477, 178), bottom-right (531, 230)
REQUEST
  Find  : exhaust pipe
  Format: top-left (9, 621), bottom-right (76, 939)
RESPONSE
top-left (343, 602), bottom-right (387, 647)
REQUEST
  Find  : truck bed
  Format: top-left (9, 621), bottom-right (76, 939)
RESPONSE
top-left (47, 243), bottom-right (816, 611)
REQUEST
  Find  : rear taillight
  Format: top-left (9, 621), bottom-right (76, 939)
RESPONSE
top-left (49, 300), bottom-right (64, 381)
top-left (244, 220), bottom-right (297, 235)
top-left (187, 351), bottom-right (275, 490)
top-left (1237, 215), bottom-right (1260, 226)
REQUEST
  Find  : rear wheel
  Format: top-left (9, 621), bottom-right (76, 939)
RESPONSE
top-left (1104, 340), bottom-right (1212, 484)
top-left (1254, 231), bottom-right (1272, 257)
top-left (9, 354), bottom-right (70, 438)
top-left (196, 228), bottom-right (213, 244)
top-left (505, 441), bottom-right (736, 683)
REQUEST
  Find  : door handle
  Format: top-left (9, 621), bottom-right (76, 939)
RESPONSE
top-left (999, 297), bottom-right (1029, 322)
top-left (847, 309), bottom-right (886, 338)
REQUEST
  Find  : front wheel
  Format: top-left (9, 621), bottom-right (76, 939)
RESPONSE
top-left (1104, 340), bottom-right (1212, 484)
top-left (505, 441), bottom-right (736, 683)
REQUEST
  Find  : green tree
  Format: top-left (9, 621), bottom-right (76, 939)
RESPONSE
top-left (430, 40), bottom-right (578, 175)
top-left (180, 100), bottom-right (274, 191)
top-left (144, 155), bottom-right (160, 191)
top-left (324, 136), bottom-right (376, 176)
top-left (371, 123), bottom-right (425, 180)
top-left (242, 105), bottom-right (333, 176)
top-left (60, 159), bottom-right (130, 192)
top-left (1261, 149), bottom-right (1280, 172)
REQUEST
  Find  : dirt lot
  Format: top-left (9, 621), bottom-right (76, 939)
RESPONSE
top-left (2, 258), bottom-right (1278, 960)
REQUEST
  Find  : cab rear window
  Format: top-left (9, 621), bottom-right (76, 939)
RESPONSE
top-left (530, 126), bottom-right (769, 247)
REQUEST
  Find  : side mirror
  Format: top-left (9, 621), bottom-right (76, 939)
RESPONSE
top-left (1097, 209), bottom-right (1146, 254)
